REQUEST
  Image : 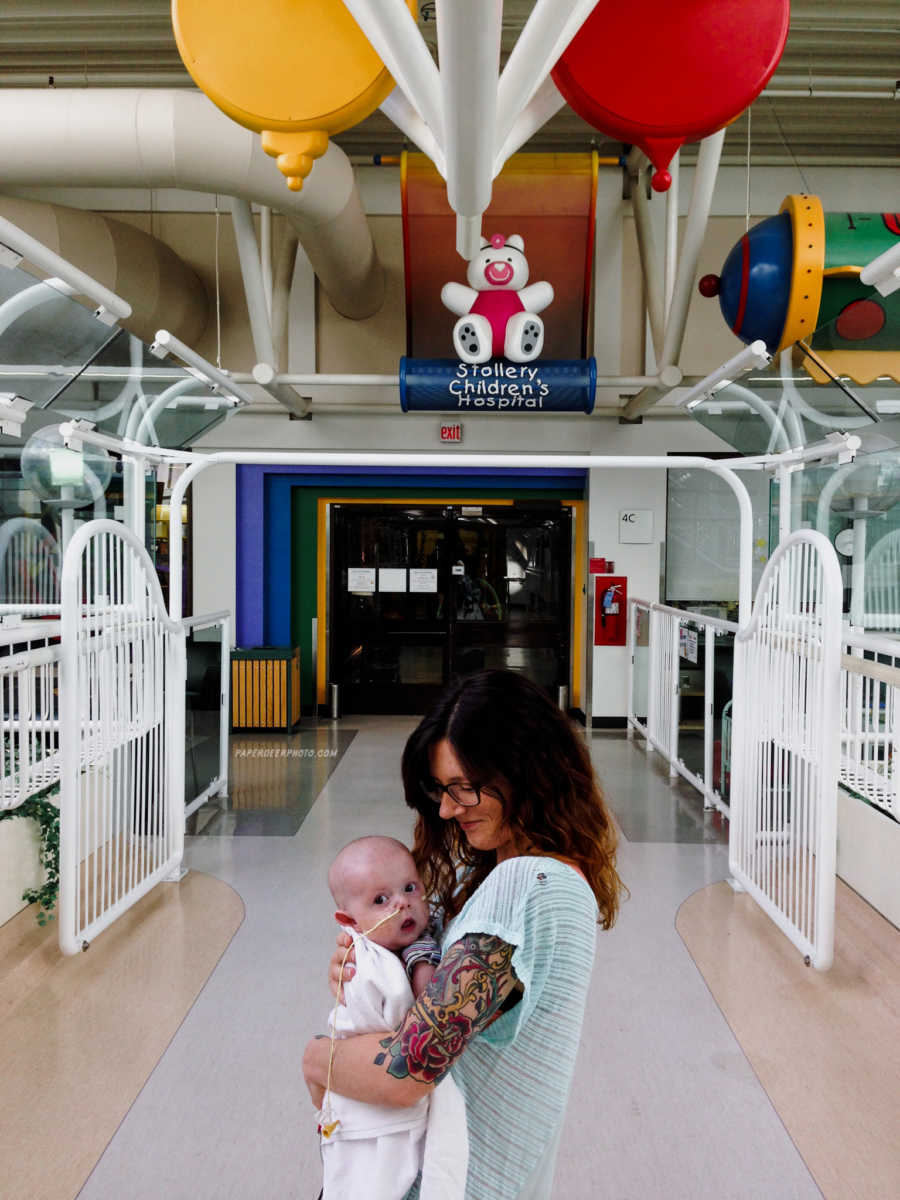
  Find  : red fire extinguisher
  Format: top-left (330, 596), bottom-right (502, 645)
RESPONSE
top-left (594, 575), bottom-right (627, 646)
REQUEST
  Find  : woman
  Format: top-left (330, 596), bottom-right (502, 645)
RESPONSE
top-left (303, 669), bottom-right (623, 1199)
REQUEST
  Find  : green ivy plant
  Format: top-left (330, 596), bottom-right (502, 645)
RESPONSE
top-left (0, 785), bottom-right (60, 925)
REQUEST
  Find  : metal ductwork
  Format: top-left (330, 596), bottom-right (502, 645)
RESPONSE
top-left (0, 88), bottom-right (384, 320)
top-left (0, 193), bottom-right (209, 346)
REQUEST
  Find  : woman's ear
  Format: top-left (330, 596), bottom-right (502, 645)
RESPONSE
top-left (334, 910), bottom-right (359, 929)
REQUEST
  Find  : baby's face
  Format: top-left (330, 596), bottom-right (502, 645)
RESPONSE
top-left (339, 845), bottom-right (430, 952)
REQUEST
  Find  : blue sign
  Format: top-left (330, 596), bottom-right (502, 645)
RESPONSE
top-left (399, 358), bottom-right (596, 414)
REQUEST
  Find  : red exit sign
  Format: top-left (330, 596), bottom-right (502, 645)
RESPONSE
top-left (440, 422), bottom-right (463, 443)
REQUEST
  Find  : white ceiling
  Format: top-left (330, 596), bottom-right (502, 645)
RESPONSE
top-left (0, 1), bottom-right (896, 164)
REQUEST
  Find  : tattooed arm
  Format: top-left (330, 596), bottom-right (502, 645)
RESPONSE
top-left (303, 933), bottom-right (520, 1108)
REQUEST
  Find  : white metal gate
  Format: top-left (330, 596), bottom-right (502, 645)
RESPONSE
top-left (730, 531), bottom-right (843, 970)
top-left (58, 520), bottom-right (185, 955)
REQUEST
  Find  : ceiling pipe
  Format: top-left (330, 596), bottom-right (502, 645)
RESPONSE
top-left (343, 0), bottom-right (444, 151)
top-left (0, 195), bottom-right (209, 345)
top-left (0, 211), bottom-right (129, 324)
top-left (270, 233), bottom-right (299, 373)
top-left (493, 75), bottom-right (568, 177)
top-left (622, 129), bottom-right (726, 420)
top-left (494, 0), bottom-right (599, 153)
top-left (437, 0), bottom-right (503, 259)
top-left (380, 88), bottom-right (446, 178)
top-left (762, 88), bottom-right (898, 99)
top-left (0, 88), bottom-right (383, 320)
top-left (229, 197), bottom-right (310, 418)
top-left (664, 151), bottom-right (680, 318)
top-left (630, 166), bottom-right (666, 361)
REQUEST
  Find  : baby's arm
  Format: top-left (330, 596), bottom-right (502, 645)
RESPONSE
top-left (400, 928), bottom-right (442, 998)
top-left (409, 960), bottom-right (436, 998)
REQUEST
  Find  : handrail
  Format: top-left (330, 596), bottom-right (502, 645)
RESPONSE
top-left (182, 609), bottom-right (231, 633)
top-left (166, 451), bottom-right (757, 624)
top-left (630, 597), bottom-right (739, 634)
top-left (0, 620), bottom-right (62, 645)
top-left (843, 627), bottom-right (900, 657)
top-left (841, 654), bottom-right (900, 688)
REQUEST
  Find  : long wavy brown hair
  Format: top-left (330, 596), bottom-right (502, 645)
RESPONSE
top-left (402, 670), bottom-right (623, 928)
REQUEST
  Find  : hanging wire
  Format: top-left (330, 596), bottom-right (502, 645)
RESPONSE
top-left (745, 106), bottom-right (752, 232)
top-left (214, 195), bottom-right (223, 369)
top-left (766, 98), bottom-right (811, 193)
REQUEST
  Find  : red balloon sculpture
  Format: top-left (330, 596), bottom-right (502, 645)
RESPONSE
top-left (551, 0), bottom-right (790, 190)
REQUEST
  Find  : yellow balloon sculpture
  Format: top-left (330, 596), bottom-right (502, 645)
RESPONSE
top-left (172, 0), bottom-right (416, 190)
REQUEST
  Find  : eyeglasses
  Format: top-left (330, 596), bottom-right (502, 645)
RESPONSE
top-left (420, 777), bottom-right (503, 808)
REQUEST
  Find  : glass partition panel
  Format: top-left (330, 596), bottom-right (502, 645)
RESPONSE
top-left (0, 263), bottom-right (119, 408)
top-left (631, 605), bottom-right (650, 726)
top-left (674, 617), bottom-right (705, 782)
top-left (799, 447), bottom-right (900, 631)
top-left (665, 465), bottom-right (770, 610)
top-left (0, 445), bottom-right (161, 606)
top-left (714, 631), bottom-right (736, 807)
top-left (686, 312), bottom-right (899, 455)
top-left (185, 623), bottom-right (224, 807)
top-left (48, 329), bottom-right (236, 449)
top-left (672, 621), bottom-right (735, 804)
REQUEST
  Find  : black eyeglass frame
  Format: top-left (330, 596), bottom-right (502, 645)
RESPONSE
top-left (420, 777), bottom-right (504, 808)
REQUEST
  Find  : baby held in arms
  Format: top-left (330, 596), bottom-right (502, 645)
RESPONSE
top-left (329, 835), bottom-right (441, 999)
top-left (318, 837), bottom-right (467, 1200)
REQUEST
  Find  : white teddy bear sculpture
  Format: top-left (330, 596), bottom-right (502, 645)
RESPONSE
top-left (440, 234), bottom-right (554, 364)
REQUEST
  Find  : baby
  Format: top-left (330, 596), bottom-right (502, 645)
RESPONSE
top-left (328, 835), bottom-right (441, 998)
top-left (318, 836), bottom-right (466, 1200)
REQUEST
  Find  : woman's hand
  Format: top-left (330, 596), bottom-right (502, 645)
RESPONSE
top-left (329, 928), bottom-right (356, 1002)
top-left (303, 1037), bottom-right (328, 1108)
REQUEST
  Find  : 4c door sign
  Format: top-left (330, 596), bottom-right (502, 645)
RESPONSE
top-left (618, 509), bottom-right (653, 543)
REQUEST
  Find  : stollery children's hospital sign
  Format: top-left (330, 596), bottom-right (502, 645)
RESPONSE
top-left (399, 358), bottom-right (597, 414)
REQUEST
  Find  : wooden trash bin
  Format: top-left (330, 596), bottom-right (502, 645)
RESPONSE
top-left (231, 646), bottom-right (301, 731)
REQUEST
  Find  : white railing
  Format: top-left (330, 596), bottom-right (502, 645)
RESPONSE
top-left (58, 520), bottom-right (185, 956)
top-left (0, 618), bottom-right (62, 809)
top-left (730, 531), bottom-right (843, 971)
top-left (840, 628), bottom-right (899, 821)
top-left (627, 598), bottom-right (738, 816)
top-left (183, 610), bottom-right (231, 819)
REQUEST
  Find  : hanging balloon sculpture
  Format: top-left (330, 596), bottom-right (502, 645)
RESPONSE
top-left (698, 196), bottom-right (900, 384)
top-left (551, 0), bottom-right (789, 191)
top-left (172, 0), bottom-right (416, 190)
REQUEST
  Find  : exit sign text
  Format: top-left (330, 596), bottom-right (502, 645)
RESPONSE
top-left (440, 423), bottom-right (463, 443)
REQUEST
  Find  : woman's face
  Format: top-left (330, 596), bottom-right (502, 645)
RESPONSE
top-left (428, 738), bottom-right (518, 862)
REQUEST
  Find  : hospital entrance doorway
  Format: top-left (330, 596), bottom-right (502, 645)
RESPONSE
top-left (329, 503), bottom-right (572, 713)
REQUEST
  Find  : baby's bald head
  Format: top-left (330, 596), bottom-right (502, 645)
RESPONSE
top-left (328, 836), bottom-right (414, 909)
top-left (327, 836), bottom-right (429, 951)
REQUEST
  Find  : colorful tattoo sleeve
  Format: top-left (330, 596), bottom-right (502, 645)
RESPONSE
top-left (374, 933), bottom-right (519, 1086)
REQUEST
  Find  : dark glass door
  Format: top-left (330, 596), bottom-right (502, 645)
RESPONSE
top-left (449, 507), bottom-right (571, 693)
top-left (330, 503), bottom-right (571, 714)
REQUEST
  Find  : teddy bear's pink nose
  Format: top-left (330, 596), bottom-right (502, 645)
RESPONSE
top-left (485, 261), bottom-right (513, 285)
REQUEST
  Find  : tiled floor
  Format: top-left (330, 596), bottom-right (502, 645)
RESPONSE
top-left (5, 719), bottom-right (896, 1199)
top-left (189, 723), bottom-right (357, 836)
